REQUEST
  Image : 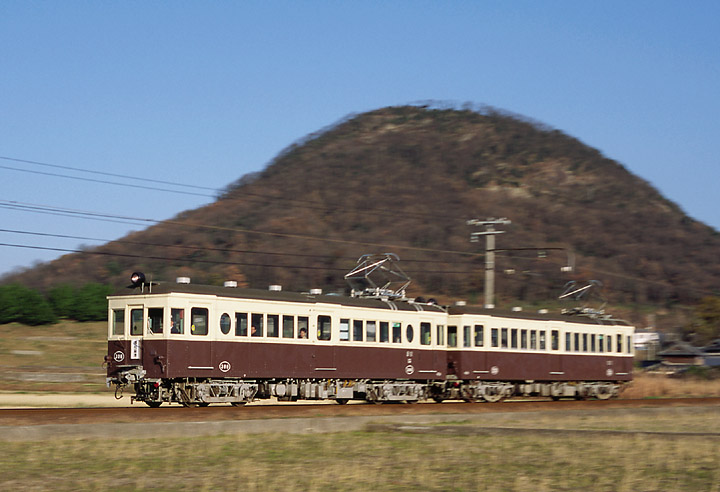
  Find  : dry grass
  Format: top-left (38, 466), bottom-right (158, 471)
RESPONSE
top-left (622, 372), bottom-right (720, 399)
top-left (1, 421), bottom-right (719, 492)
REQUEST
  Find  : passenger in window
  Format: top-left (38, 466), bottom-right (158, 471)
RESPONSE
top-left (170, 320), bottom-right (180, 334)
top-left (299, 328), bottom-right (308, 339)
top-left (251, 325), bottom-right (258, 336)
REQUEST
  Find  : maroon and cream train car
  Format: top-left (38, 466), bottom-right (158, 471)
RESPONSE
top-left (443, 306), bottom-right (634, 401)
top-left (106, 280), bottom-right (449, 406)
top-left (105, 277), bottom-right (634, 407)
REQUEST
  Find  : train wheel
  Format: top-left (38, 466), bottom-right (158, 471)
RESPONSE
top-left (481, 392), bottom-right (504, 403)
top-left (198, 402), bottom-right (210, 407)
top-left (336, 398), bottom-right (349, 405)
top-left (145, 401), bottom-right (163, 408)
top-left (433, 396), bottom-right (444, 403)
top-left (230, 402), bottom-right (247, 407)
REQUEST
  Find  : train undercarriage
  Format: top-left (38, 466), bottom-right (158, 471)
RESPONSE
top-left (111, 373), bottom-right (624, 407)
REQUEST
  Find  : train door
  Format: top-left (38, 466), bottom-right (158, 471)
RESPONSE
top-left (185, 305), bottom-right (213, 376)
top-left (312, 311), bottom-right (336, 374)
top-left (128, 304), bottom-right (144, 364)
top-left (548, 327), bottom-right (564, 379)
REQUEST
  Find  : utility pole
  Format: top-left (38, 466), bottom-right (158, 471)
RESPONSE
top-left (468, 218), bottom-right (511, 309)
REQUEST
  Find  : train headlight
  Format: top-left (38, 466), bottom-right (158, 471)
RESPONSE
top-left (130, 272), bottom-right (146, 288)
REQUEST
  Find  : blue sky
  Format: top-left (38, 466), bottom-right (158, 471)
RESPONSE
top-left (1, 2), bottom-right (718, 278)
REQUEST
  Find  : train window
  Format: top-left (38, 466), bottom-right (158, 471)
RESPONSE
top-left (617, 334), bottom-right (622, 353)
top-left (491, 328), bottom-right (499, 348)
top-left (420, 322), bottom-right (431, 345)
top-left (220, 313), bottom-right (231, 335)
top-left (367, 321), bottom-right (377, 342)
top-left (392, 323), bottom-right (402, 343)
top-left (530, 330), bottom-right (537, 350)
top-left (191, 308), bottom-right (208, 336)
top-left (283, 316), bottom-right (295, 338)
top-left (501, 328), bottom-right (508, 348)
top-left (406, 325), bottom-right (414, 343)
top-left (598, 334), bottom-right (604, 353)
top-left (379, 322), bottom-right (389, 343)
top-left (606, 334), bottom-right (612, 352)
top-left (510, 329), bottom-right (518, 349)
top-left (353, 320), bottom-right (364, 342)
top-left (447, 326), bottom-right (457, 347)
top-left (590, 334), bottom-right (596, 352)
top-left (298, 317), bottom-right (309, 339)
top-left (462, 326), bottom-right (471, 347)
top-left (474, 325), bottom-right (484, 347)
top-left (339, 319), bottom-right (350, 341)
top-left (521, 329), bottom-right (528, 349)
top-left (147, 308), bottom-right (164, 334)
top-left (171, 309), bottom-right (184, 334)
top-left (582, 334), bottom-right (588, 352)
top-left (565, 333), bottom-right (571, 352)
top-left (112, 309), bottom-right (124, 336)
top-left (551, 330), bottom-right (559, 351)
top-left (574, 333), bottom-right (580, 352)
top-left (235, 313), bottom-right (247, 336)
top-left (437, 324), bottom-right (445, 346)
top-left (539, 331), bottom-right (546, 350)
top-left (317, 315), bottom-right (331, 341)
top-left (627, 336), bottom-right (632, 354)
top-left (251, 313), bottom-right (263, 337)
top-left (131, 309), bottom-right (143, 336)
top-left (267, 315), bottom-right (279, 337)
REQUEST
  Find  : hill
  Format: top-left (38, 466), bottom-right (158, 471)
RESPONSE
top-left (4, 104), bottom-right (719, 329)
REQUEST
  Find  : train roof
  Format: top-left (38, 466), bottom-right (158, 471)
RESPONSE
top-left (111, 282), bottom-right (630, 325)
top-left (447, 305), bottom-right (632, 326)
top-left (110, 282), bottom-right (448, 313)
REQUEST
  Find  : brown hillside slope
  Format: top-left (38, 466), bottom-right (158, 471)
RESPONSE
top-left (4, 105), bottom-right (720, 321)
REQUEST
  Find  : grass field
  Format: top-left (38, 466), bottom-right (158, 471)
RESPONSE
top-left (1, 407), bottom-right (719, 491)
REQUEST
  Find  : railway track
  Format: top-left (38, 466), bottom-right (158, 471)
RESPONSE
top-left (1, 397), bottom-right (718, 427)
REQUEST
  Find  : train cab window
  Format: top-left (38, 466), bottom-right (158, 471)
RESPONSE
top-left (392, 323), bottom-right (402, 343)
top-left (339, 319), bottom-right (350, 341)
top-left (283, 316), bottom-right (295, 338)
top-left (475, 325), bottom-right (484, 347)
top-left (530, 330), bottom-right (537, 350)
top-left (501, 328), bottom-right (508, 348)
top-left (491, 328), bottom-right (499, 348)
top-left (130, 309), bottom-right (143, 336)
top-left (220, 313), bottom-right (231, 335)
top-left (298, 317), bottom-right (309, 339)
top-left (251, 313), bottom-right (263, 337)
top-left (171, 309), bottom-right (184, 334)
top-left (367, 321), bottom-right (377, 342)
top-left (267, 315), bottom-right (279, 337)
top-left (521, 329), bottom-right (528, 349)
top-left (539, 331), bottom-right (546, 350)
top-left (191, 308), bottom-right (208, 336)
top-left (463, 326), bottom-right (471, 348)
top-left (420, 322), bottom-right (431, 345)
top-left (627, 336), bottom-right (632, 354)
top-left (380, 322), bottom-right (389, 343)
top-left (510, 329), bottom-right (518, 349)
top-left (317, 315), bottom-right (331, 341)
top-left (551, 330), bottom-right (559, 351)
top-left (447, 326), bottom-right (457, 347)
top-left (406, 325), bottom-right (414, 343)
top-left (437, 324), bottom-right (445, 346)
top-left (235, 312), bottom-right (248, 336)
top-left (112, 309), bottom-right (124, 336)
top-left (353, 320), bottom-right (364, 342)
